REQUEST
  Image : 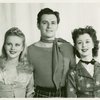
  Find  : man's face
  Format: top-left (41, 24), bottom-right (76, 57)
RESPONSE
top-left (38, 14), bottom-right (58, 40)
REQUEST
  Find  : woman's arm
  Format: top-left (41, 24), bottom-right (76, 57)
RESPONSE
top-left (66, 69), bottom-right (77, 97)
top-left (26, 73), bottom-right (34, 98)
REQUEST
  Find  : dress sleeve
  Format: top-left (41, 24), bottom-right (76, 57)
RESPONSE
top-left (26, 73), bottom-right (34, 98)
top-left (67, 69), bottom-right (77, 97)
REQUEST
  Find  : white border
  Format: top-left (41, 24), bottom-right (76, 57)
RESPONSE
top-left (0, 0), bottom-right (100, 3)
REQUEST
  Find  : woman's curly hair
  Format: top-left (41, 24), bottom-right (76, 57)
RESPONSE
top-left (72, 26), bottom-right (99, 58)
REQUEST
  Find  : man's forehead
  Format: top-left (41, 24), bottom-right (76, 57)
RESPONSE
top-left (41, 14), bottom-right (57, 21)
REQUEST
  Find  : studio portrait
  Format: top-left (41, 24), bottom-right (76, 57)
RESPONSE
top-left (0, 1), bottom-right (100, 98)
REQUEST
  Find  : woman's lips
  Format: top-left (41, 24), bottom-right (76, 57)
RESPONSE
top-left (10, 51), bottom-right (16, 54)
top-left (81, 49), bottom-right (88, 52)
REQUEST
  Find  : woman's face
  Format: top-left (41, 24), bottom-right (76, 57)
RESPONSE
top-left (4, 36), bottom-right (23, 60)
top-left (76, 33), bottom-right (94, 58)
top-left (38, 14), bottom-right (58, 40)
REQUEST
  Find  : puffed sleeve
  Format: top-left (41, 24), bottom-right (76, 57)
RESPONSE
top-left (26, 73), bottom-right (34, 97)
top-left (67, 69), bottom-right (77, 97)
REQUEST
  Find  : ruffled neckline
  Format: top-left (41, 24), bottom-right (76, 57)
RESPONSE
top-left (0, 57), bottom-right (33, 74)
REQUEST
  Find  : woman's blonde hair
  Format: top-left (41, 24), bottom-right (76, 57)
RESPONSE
top-left (2, 27), bottom-right (27, 63)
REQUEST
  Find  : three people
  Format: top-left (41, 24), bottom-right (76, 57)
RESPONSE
top-left (27, 8), bottom-right (76, 97)
top-left (1, 7), bottom-right (100, 98)
top-left (67, 26), bottom-right (100, 97)
top-left (0, 27), bottom-right (34, 98)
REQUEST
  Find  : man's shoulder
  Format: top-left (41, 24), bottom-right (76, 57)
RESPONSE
top-left (57, 38), bottom-right (73, 47)
top-left (59, 40), bottom-right (73, 50)
top-left (28, 42), bottom-right (39, 49)
top-left (28, 44), bottom-right (34, 48)
top-left (62, 41), bottom-right (73, 47)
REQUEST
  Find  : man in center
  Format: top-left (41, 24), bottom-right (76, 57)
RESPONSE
top-left (27, 8), bottom-right (76, 97)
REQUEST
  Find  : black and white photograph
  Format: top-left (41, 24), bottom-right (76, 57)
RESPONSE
top-left (0, 0), bottom-right (100, 98)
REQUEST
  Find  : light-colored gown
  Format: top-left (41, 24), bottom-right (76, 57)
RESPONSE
top-left (0, 57), bottom-right (34, 98)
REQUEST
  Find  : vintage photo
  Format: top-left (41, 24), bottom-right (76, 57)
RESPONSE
top-left (0, 1), bottom-right (100, 98)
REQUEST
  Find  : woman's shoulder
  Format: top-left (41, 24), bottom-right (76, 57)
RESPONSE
top-left (0, 56), bottom-right (4, 61)
top-left (95, 60), bottom-right (100, 67)
top-left (17, 61), bottom-right (33, 74)
top-left (0, 56), bottom-right (5, 69)
top-left (68, 67), bottom-right (77, 77)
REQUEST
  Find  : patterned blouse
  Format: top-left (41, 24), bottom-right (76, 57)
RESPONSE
top-left (0, 57), bottom-right (34, 98)
top-left (67, 60), bottom-right (100, 97)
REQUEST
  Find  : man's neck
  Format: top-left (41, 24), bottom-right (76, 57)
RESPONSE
top-left (41, 37), bottom-right (55, 41)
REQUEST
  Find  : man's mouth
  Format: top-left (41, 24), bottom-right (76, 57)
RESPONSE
top-left (47, 30), bottom-right (53, 32)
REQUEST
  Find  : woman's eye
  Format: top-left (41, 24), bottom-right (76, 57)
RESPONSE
top-left (15, 44), bottom-right (20, 46)
top-left (43, 22), bottom-right (46, 24)
top-left (6, 43), bottom-right (12, 45)
top-left (42, 21), bottom-right (47, 24)
top-left (51, 21), bottom-right (56, 24)
top-left (86, 41), bottom-right (90, 43)
top-left (77, 42), bottom-right (82, 44)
